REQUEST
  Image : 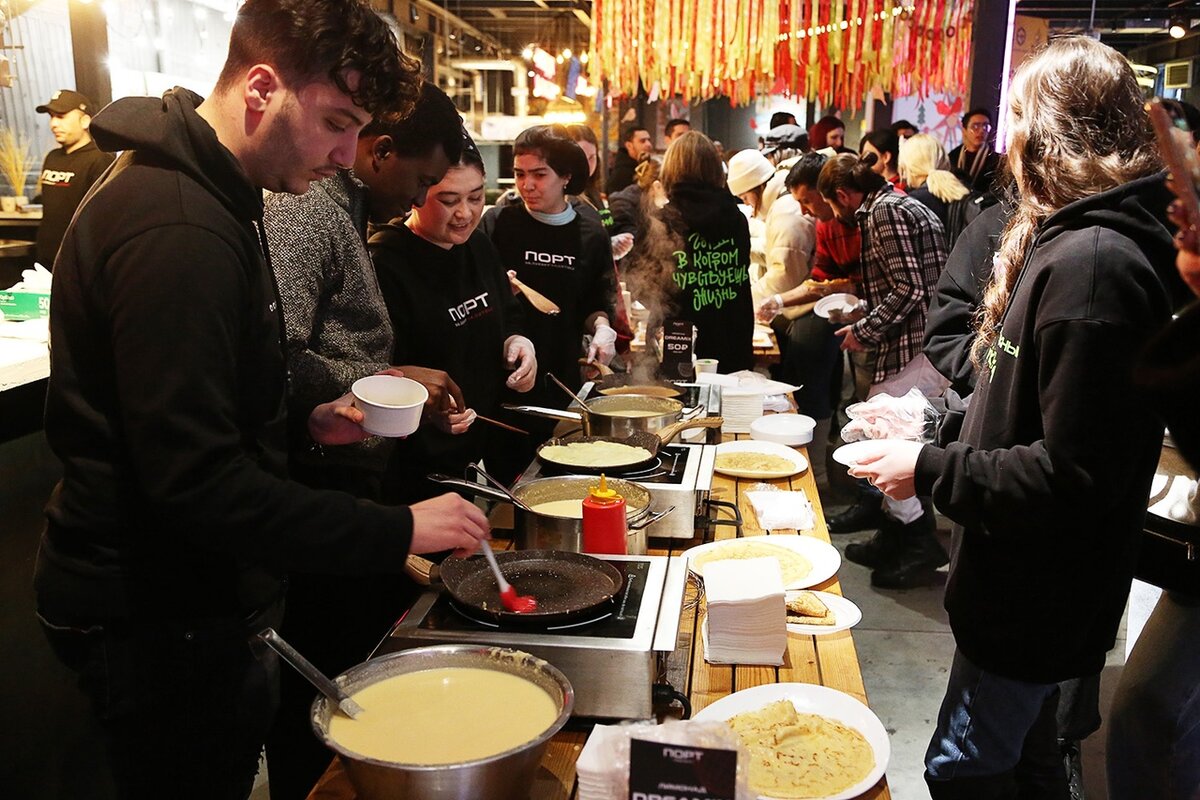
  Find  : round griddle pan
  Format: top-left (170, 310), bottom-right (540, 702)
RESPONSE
top-left (534, 416), bottom-right (724, 475)
top-left (438, 549), bottom-right (625, 627)
top-left (579, 358), bottom-right (684, 398)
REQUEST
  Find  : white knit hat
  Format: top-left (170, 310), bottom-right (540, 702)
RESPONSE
top-left (726, 149), bottom-right (776, 197)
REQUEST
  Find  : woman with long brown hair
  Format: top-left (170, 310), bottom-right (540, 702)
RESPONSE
top-left (849, 36), bottom-right (1189, 797)
top-left (627, 131), bottom-right (754, 372)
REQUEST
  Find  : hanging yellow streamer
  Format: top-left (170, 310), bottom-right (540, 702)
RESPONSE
top-left (591, 0), bottom-right (974, 104)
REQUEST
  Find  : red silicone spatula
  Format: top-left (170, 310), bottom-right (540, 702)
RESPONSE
top-left (479, 539), bottom-right (537, 613)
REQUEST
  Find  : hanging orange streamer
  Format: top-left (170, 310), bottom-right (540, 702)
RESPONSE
top-left (589, 0), bottom-right (974, 105)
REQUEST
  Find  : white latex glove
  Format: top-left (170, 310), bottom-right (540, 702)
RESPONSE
top-left (587, 323), bottom-right (618, 365)
top-left (755, 293), bottom-right (783, 323)
top-left (610, 232), bottom-right (634, 260)
top-left (504, 334), bottom-right (537, 392)
top-left (434, 407), bottom-right (477, 435)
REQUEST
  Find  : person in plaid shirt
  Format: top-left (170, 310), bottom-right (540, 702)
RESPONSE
top-left (818, 152), bottom-right (950, 588)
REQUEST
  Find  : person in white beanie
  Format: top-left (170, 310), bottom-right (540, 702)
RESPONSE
top-left (728, 148), bottom-right (834, 487)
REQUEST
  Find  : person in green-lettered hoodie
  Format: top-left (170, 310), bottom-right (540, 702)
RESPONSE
top-left (628, 130), bottom-right (754, 374)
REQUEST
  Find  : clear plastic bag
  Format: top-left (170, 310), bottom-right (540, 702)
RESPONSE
top-left (839, 387), bottom-right (939, 444)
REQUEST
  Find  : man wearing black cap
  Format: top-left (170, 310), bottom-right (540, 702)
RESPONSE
top-left (33, 89), bottom-right (113, 268)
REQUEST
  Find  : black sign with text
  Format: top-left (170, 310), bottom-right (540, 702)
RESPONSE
top-left (661, 318), bottom-right (695, 380)
top-left (627, 738), bottom-right (737, 800)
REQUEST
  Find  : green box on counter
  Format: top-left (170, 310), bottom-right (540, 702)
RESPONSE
top-left (0, 289), bottom-right (51, 320)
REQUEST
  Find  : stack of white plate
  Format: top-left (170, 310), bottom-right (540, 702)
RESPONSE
top-left (721, 389), bottom-right (764, 433)
top-left (750, 413), bottom-right (816, 445)
top-left (702, 557), bottom-right (787, 665)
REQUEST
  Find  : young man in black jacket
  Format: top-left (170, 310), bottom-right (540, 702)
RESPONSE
top-left (35, 2), bottom-right (488, 797)
top-left (605, 124), bottom-right (653, 194)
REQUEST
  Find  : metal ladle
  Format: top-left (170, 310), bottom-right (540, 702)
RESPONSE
top-left (257, 627), bottom-right (364, 719)
top-left (469, 461), bottom-right (534, 512)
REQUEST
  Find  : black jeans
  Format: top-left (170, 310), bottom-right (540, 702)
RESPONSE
top-left (38, 602), bottom-right (283, 800)
top-left (772, 313), bottom-right (841, 419)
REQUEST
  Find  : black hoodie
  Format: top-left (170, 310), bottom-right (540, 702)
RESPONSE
top-left (658, 182), bottom-right (754, 373)
top-left (914, 173), bottom-right (1189, 683)
top-left (605, 148), bottom-right (640, 195)
top-left (37, 89), bottom-right (415, 623)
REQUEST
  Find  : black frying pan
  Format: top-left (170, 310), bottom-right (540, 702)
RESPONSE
top-left (534, 416), bottom-right (724, 475)
top-left (438, 549), bottom-right (625, 627)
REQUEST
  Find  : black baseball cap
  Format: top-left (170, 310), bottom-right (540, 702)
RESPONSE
top-left (36, 89), bottom-right (93, 116)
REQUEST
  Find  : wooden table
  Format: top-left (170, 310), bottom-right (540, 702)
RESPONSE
top-left (309, 433), bottom-right (890, 799)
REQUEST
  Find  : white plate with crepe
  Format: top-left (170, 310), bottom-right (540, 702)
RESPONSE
top-left (694, 683), bottom-right (890, 800)
top-left (714, 440), bottom-right (808, 479)
top-left (813, 293), bottom-right (861, 320)
top-left (785, 590), bottom-right (862, 635)
top-left (685, 535), bottom-right (840, 590)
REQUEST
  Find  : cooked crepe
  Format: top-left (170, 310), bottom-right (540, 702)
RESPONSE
top-left (715, 451), bottom-right (797, 475)
top-left (539, 440), bottom-right (653, 468)
top-left (726, 700), bottom-right (874, 798)
top-left (598, 386), bottom-right (680, 398)
top-left (692, 540), bottom-right (812, 586)
top-left (786, 591), bottom-right (829, 618)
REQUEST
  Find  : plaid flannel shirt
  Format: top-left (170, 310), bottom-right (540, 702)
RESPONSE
top-left (851, 187), bottom-right (947, 384)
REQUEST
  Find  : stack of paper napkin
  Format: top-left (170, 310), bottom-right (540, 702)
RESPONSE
top-left (746, 488), bottom-right (815, 532)
top-left (702, 557), bottom-right (787, 664)
top-left (576, 724), bottom-right (621, 800)
top-left (721, 389), bottom-right (764, 433)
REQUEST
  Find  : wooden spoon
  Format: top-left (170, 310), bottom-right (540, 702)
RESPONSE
top-left (578, 357), bottom-right (615, 377)
top-left (509, 275), bottom-right (561, 316)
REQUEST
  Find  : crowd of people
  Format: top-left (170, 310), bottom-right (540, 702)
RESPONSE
top-left (25, 0), bottom-right (1200, 796)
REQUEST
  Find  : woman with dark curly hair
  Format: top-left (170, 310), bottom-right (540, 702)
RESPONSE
top-left (480, 124), bottom-right (616, 479)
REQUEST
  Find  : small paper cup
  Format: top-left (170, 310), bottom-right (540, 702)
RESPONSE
top-left (694, 358), bottom-right (719, 374)
top-left (351, 375), bottom-right (428, 437)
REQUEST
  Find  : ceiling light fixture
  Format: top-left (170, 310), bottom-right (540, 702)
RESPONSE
top-left (1168, 16), bottom-right (1187, 39)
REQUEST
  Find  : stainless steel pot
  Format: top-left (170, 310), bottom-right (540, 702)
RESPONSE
top-left (505, 394), bottom-right (685, 438)
top-left (428, 474), bottom-right (669, 555)
top-left (311, 645), bottom-right (573, 800)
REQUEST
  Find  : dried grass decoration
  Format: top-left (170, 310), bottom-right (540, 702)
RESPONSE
top-left (0, 127), bottom-right (35, 198)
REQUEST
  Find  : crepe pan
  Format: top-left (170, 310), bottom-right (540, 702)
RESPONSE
top-left (580, 359), bottom-right (684, 398)
top-left (535, 416), bottom-right (723, 475)
top-left (438, 549), bottom-right (626, 627)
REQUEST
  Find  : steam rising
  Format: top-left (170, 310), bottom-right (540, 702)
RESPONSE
top-left (622, 194), bottom-right (687, 381)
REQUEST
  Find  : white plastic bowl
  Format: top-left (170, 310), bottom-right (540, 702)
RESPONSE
top-left (750, 413), bottom-right (816, 446)
top-left (351, 375), bottom-right (428, 437)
